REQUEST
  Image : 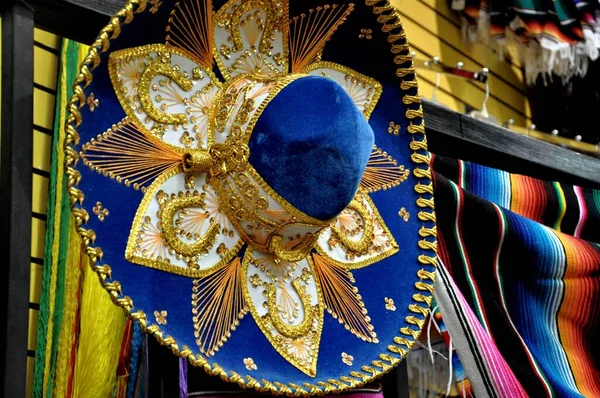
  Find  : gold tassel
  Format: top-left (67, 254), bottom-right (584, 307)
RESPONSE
top-left (72, 257), bottom-right (126, 398)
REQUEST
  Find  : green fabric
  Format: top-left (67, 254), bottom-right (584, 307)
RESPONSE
top-left (32, 38), bottom-right (80, 398)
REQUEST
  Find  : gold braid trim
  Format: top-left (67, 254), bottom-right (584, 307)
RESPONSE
top-left (365, 0), bottom-right (437, 378)
top-left (64, 0), bottom-right (437, 395)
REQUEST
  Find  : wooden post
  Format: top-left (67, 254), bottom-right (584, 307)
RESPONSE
top-left (1, 1), bottom-right (34, 396)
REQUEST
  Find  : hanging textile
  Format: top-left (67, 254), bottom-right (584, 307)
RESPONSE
top-left (32, 38), bottom-right (82, 398)
top-left (453, 0), bottom-right (600, 83)
top-left (32, 38), bottom-right (142, 398)
top-left (430, 155), bottom-right (600, 397)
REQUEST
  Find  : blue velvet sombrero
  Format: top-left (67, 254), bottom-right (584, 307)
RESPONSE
top-left (65, 0), bottom-right (437, 394)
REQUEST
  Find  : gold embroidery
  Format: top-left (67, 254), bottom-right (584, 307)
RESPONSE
top-left (165, 0), bottom-right (214, 68)
top-left (182, 149), bottom-right (214, 173)
top-left (214, 0), bottom-right (289, 79)
top-left (289, 4), bottom-right (355, 72)
top-left (81, 118), bottom-right (184, 192)
top-left (137, 216), bottom-right (169, 260)
top-left (330, 198), bottom-right (373, 257)
top-left (189, 87), bottom-right (218, 148)
top-left (302, 61), bottom-right (382, 120)
top-left (138, 60), bottom-right (193, 125)
top-left (125, 168), bottom-right (243, 278)
top-left (108, 44), bottom-right (221, 145)
top-left (358, 28), bottom-right (372, 39)
top-left (87, 93), bottom-right (99, 111)
top-left (149, 0), bottom-right (163, 13)
top-left (388, 121), bottom-right (400, 135)
top-left (254, 254), bottom-right (297, 282)
top-left (267, 278), bottom-right (316, 338)
top-left (180, 131), bottom-right (195, 148)
top-left (232, 1), bottom-right (275, 54)
top-left (185, 175), bottom-right (196, 189)
top-left (242, 252), bottom-right (324, 376)
top-left (159, 190), bottom-right (220, 260)
top-left (192, 257), bottom-right (247, 356)
top-left (341, 352), bottom-right (354, 366)
top-left (398, 207), bottom-right (410, 222)
top-left (312, 253), bottom-right (377, 343)
top-left (244, 357), bottom-right (258, 370)
top-left (360, 145), bottom-right (410, 193)
top-left (384, 297), bottom-right (396, 311)
top-left (154, 310), bottom-right (168, 324)
top-left (93, 202), bottom-right (109, 222)
top-left (268, 234), bottom-right (319, 263)
top-left (316, 192), bottom-right (399, 270)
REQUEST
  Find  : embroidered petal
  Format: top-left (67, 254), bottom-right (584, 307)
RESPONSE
top-left (165, 0), bottom-right (214, 68)
top-left (213, 0), bottom-right (289, 79)
top-left (316, 191), bottom-right (399, 269)
top-left (108, 43), bottom-right (221, 150)
top-left (81, 118), bottom-right (183, 191)
top-left (360, 145), bottom-right (410, 193)
top-left (289, 4), bottom-right (355, 73)
top-left (312, 253), bottom-right (377, 343)
top-left (192, 257), bottom-right (247, 356)
top-left (242, 250), bottom-right (324, 377)
top-left (303, 61), bottom-right (382, 120)
top-left (125, 168), bottom-right (242, 277)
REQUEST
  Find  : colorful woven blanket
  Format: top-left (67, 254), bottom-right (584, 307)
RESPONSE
top-left (431, 155), bottom-right (600, 397)
top-left (453, 0), bottom-right (600, 83)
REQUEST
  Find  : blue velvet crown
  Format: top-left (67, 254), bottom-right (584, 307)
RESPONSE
top-left (67, 0), bottom-right (437, 394)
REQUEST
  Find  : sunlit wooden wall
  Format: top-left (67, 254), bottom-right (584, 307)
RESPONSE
top-left (392, 0), bottom-right (531, 126)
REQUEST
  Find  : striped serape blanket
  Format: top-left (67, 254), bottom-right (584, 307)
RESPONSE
top-left (430, 155), bottom-right (600, 397)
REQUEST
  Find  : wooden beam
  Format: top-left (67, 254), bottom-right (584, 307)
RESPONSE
top-left (27, 0), bottom-right (120, 44)
top-left (1, 1), bottom-right (34, 396)
top-left (423, 100), bottom-right (600, 188)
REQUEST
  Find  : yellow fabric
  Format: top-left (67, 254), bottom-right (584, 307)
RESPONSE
top-left (72, 258), bottom-right (127, 398)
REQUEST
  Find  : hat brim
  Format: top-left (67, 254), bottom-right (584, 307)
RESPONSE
top-left (66, 0), bottom-right (437, 395)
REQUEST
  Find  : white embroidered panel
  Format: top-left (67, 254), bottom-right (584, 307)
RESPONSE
top-left (243, 250), bottom-right (323, 376)
top-left (108, 44), bottom-right (220, 150)
top-left (227, 170), bottom-right (322, 248)
top-left (126, 171), bottom-right (241, 277)
top-left (316, 192), bottom-right (398, 269)
top-left (212, 78), bottom-right (276, 144)
top-left (303, 61), bottom-right (382, 120)
top-left (214, 0), bottom-right (288, 80)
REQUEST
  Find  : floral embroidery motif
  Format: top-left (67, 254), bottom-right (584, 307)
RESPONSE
top-left (244, 357), bottom-right (258, 370)
top-left (388, 121), bottom-right (400, 135)
top-left (385, 297), bottom-right (396, 311)
top-left (249, 274), bottom-right (262, 288)
top-left (359, 28), bottom-right (373, 40)
top-left (398, 207), bottom-right (410, 222)
top-left (154, 310), bottom-right (167, 325)
top-left (93, 201), bottom-right (109, 222)
top-left (341, 352), bottom-right (354, 366)
top-left (87, 93), bottom-right (99, 111)
top-left (149, 0), bottom-right (162, 14)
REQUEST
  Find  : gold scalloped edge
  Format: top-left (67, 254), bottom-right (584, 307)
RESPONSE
top-left (63, 0), bottom-right (437, 395)
top-left (366, 0), bottom-right (438, 385)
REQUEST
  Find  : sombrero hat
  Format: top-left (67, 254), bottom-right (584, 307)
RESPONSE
top-left (65, 0), bottom-right (437, 394)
